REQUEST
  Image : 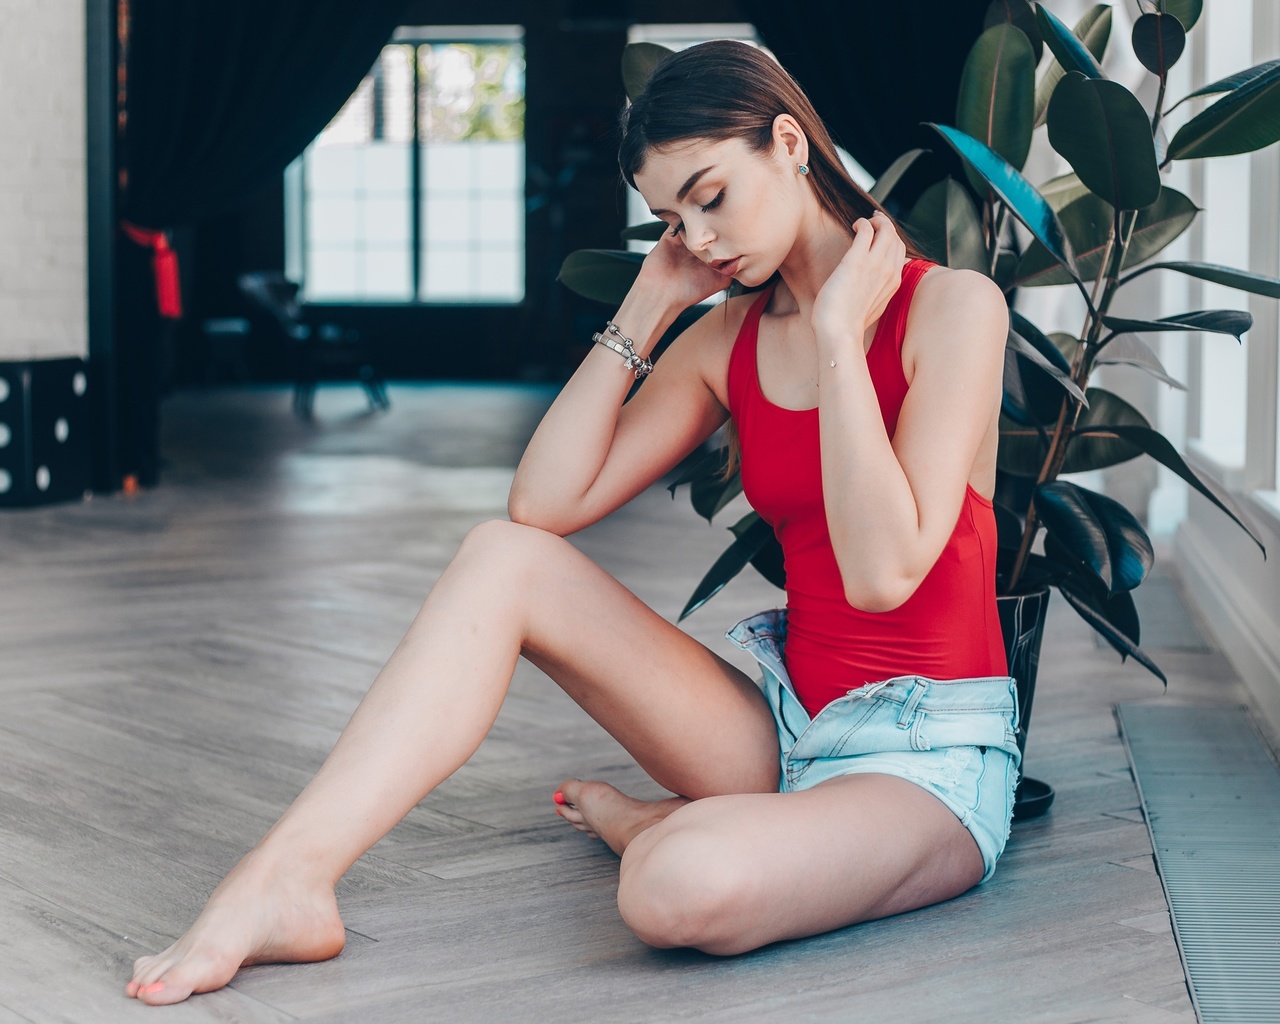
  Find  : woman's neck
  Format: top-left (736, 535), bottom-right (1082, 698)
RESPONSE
top-left (772, 205), bottom-right (855, 318)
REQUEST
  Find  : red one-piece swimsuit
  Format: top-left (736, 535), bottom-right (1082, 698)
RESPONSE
top-left (726, 258), bottom-right (1008, 717)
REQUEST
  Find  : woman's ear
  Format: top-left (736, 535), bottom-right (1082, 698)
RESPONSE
top-left (772, 113), bottom-right (809, 169)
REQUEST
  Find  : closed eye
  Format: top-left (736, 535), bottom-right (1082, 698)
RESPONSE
top-left (671, 190), bottom-right (726, 235)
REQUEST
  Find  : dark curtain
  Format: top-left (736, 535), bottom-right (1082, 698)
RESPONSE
top-left (122, 0), bottom-right (410, 229)
top-left (113, 0), bottom-right (408, 486)
top-left (738, 0), bottom-right (990, 183)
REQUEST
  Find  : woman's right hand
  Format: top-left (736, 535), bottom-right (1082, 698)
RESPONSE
top-left (633, 229), bottom-right (732, 313)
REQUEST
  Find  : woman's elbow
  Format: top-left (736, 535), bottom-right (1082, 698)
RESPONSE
top-left (842, 576), bottom-right (919, 614)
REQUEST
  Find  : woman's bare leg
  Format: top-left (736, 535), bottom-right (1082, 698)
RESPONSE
top-left (610, 773), bottom-right (986, 955)
top-left (126, 520), bottom-right (778, 1005)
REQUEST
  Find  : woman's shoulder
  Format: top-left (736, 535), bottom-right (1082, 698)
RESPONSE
top-left (902, 266), bottom-right (1009, 368)
top-left (910, 264), bottom-right (1006, 315)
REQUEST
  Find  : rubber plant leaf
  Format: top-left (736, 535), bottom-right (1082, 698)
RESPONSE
top-left (1071, 424), bottom-right (1266, 553)
top-left (956, 23), bottom-right (1036, 189)
top-left (1101, 309), bottom-right (1252, 346)
top-left (1014, 186), bottom-right (1197, 288)
top-left (1034, 4), bottom-right (1111, 128)
top-left (679, 512), bottom-right (775, 621)
top-left (1034, 3), bottom-right (1104, 79)
top-left (1161, 0), bottom-right (1203, 32)
top-left (1167, 60), bottom-right (1280, 160)
top-left (983, 0), bottom-right (1043, 64)
top-left (1094, 333), bottom-right (1186, 390)
top-left (690, 471), bottom-right (743, 523)
top-left (1047, 73), bottom-right (1161, 210)
top-left (622, 42), bottom-right (671, 102)
top-left (1057, 578), bottom-right (1167, 684)
top-left (1059, 388), bottom-right (1151, 473)
top-left (1036, 480), bottom-right (1154, 593)
top-left (869, 148), bottom-right (927, 204)
top-left (905, 179), bottom-right (988, 273)
top-left (621, 220), bottom-right (669, 242)
top-left (1168, 58), bottom-right (1280, 113)
top-left (558, 249), bottom-right (645, 306)
top-left (1131, 12), bottom-right (1186, 78)
top-left (926, 124), bottom-right (1078, 280)
top-left (1120, 261), bottom-right (1280, 299)
top-left (668, 445), bottom-right (729, 495)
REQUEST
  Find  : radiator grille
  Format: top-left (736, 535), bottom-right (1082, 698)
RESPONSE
top-left (1117, 704), bottom-right (1280, 1024)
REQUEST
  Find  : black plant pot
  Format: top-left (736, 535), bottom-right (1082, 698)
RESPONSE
top-left (996, 588), bottom-right (1055, 820)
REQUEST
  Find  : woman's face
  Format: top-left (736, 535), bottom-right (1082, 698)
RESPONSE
top-left (633, 127), bottom-right (807, 288)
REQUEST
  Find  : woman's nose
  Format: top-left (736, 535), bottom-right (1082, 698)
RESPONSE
top-left (685, 218), bottom-right (715, 252)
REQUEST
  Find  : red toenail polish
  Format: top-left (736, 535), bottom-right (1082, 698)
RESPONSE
top-left (553, 791), bottom-right (566, 805)
top-left (141, 983), bottom-right (164, 995)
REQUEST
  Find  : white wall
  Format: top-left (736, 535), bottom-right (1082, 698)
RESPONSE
top-left (0, 0), bottom-right (87, 361)
top-left (1175, 0), bottom-right (1280, 735)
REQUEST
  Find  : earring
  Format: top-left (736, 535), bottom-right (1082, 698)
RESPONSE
top-left (797, 164), bottom-right (809, 175)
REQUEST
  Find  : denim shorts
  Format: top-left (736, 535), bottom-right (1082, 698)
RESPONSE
top-left (727, 609), bottom-right (1022, 882)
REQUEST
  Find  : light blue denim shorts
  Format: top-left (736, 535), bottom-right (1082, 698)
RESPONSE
top-left (727, 609), bottom-right (1022, 882)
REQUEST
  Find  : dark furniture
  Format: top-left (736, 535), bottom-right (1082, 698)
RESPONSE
top-left (237, 272), bottom-right (390, 418)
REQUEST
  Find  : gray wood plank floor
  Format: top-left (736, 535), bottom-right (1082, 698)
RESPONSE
top-left (0, 383), bottom-right (1245, 1022)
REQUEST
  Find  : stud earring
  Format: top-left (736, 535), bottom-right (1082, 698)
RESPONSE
top-left (797, 164), bottom-right (809, 175)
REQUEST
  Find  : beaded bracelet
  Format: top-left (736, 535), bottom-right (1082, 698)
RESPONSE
top-left (591, 320), bottom-right (654, 379)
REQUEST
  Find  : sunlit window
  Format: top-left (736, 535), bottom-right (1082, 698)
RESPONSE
top-left (285, 26), bottom-right (525, 304)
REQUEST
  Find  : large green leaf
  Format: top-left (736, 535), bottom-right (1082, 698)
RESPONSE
top-left (557, 249), bottom-right (645, 305)
top-left (621, 220), bottom-right (669, 242)
top-left (869, 148), bottom-right (927, 204)
top-left (1034, 5), bottom-right (1112, 128)
top-left (1160, 0), bottom-right (1202, 32)
top-left (1120, 260), bottom-right (1280, 299)
top-left (1014, 186), bottom-right (1198, 288)
top-left (1047, 73), bottom-right (1161, 210)
top-left (668, 445), bottom-right (728, 495)
top-left (956, 23), bottom-right (1036, 181)
top-left (984, 0), bottom-right (1043, 64)
top-left (1035, 4), bottom-right (1104, 79)
top-left (1003, 313), bottom-right (1087, 424)
top-left (1071, 424), bottom-right (1266, 552)
top-left (1057, 578), bottom-right (1166, 683)
top-left (1001, 388), bottom-right (1150, 476)
top-left (1169, 59), bottom-right (1280, 113)
top-left (1038, 171), bottom-right (1091, 210)
top-left (998, 414), bottom-right (1051, 476)
top-left (1101, 309), bottom-right (1252, 346)
top-left (1036, 480), bottom-right (1153, 593)
top-left (905, 179), bottom-right (988, 272)
top-left (926, 124), bottom-right (1078, 280)
top-left (748, 534), bottom-right (786, 589)
top-left (691, 471), bottom-right (742, 523)
top-left (679, 513), bottom-right (774, 620)
top-left (1168, 60), bottom-right (1280, 159)
top-left (621, 42), bottom-right (671, 102)
top-left (1131, 12), bottom-right (1185, 78)
top-left (1094, 333), bottom-right (1186, 390)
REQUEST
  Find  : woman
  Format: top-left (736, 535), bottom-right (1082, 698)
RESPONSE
top-left (126, 40), bottom-right (1015, 1005)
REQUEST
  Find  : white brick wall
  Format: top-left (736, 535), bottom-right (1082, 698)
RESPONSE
top-left (0, 0), bottom-right (87, 360)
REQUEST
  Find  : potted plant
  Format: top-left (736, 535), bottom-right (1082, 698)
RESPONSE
top-left (557, 3), bottom-right (1279, 817)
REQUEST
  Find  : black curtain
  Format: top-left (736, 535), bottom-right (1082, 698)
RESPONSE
top-left (123, 0), bottom-right (411, 229)
top-left (112, 0), bottom-right (408, 486)
top-left (738, 0), bottom-right (990, 184)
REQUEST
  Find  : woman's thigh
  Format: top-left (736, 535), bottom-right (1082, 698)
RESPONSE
top-left (461, 520), bottom-right (779, 799)
top-left (615, 772), bottom-right (985, 955)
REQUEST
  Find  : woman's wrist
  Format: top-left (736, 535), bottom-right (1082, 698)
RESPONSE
top-left (611, 289), bottom-right (681, 355)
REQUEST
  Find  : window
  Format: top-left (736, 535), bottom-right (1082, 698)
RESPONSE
top-left (285, 26), bottom-right (525, 303)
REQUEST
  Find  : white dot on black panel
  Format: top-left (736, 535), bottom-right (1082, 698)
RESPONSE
top-left (0, 423), bottom-right (9, 448)
top-left (54, 418), bottom-right (69, 443)
top-left (72, 372), bottom-right (87, 397)
top-left (0, 469), bottom-right (10, 493)
top-left (0, 378), bottom-right (9, 403)
top-left (35, 466), bottom-right (50, 491)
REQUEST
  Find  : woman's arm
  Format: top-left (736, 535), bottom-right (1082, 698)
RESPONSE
top-left (812, 219), bottom-right (1008, 611)
top-left (508, 232), bottom-right (736, 536)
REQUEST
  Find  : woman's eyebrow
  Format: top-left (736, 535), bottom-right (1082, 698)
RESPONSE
top-left (649, 165), bottom-right (716, 215)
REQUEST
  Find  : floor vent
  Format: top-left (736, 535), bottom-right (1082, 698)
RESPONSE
top-left (1117, 704), bottom-right (1280, 1024)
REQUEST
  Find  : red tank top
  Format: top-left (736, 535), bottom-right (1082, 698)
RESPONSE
top-left (727, 258), bottom-right (1007, 716)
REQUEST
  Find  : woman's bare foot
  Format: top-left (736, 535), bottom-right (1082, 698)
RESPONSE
top-left (124, 850), bottom-right (346, 1006)
top-left (553, 779), bottom-right (690, 856)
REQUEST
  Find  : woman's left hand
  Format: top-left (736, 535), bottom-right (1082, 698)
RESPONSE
top-left (811, 211), bottom-right (907, 348)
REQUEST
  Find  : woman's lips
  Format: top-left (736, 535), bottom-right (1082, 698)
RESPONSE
top-left (711, 256), bottom-right (743, 277)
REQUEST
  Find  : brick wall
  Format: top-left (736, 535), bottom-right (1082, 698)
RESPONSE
top-left (0, 0), bottom-right (87, 360)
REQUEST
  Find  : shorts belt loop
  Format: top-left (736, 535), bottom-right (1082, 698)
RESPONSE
top-left (896, 678), bottom-right (928, 729)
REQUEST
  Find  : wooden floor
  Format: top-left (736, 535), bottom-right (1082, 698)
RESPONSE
top-left (0, 383), bottom-right (1260, 1022)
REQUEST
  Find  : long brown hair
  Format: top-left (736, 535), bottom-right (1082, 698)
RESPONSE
top-left (618, 40), bottom-right (924, 475)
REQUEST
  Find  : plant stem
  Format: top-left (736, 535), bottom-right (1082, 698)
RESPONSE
top-left (989, 204), bottom-right (1008, 278)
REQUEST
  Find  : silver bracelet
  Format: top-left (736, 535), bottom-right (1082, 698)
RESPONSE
top-left (591, 320), bottom-right (653, 379)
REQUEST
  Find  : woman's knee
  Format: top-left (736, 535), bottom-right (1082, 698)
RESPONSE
top-left (456, 518), bottom-right (569, 578)
top-left (616, 820), bottom-right (760, 954)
